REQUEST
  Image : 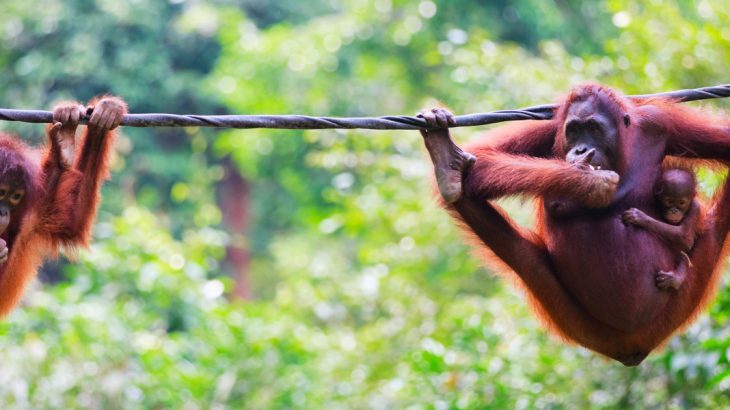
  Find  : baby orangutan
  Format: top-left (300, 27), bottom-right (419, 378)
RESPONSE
top-left (622, 168), bottom-right (700, 290)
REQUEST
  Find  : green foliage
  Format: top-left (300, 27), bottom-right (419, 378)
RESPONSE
top-left (0, 0), bottom-right (730, 408)
top-left (0, 0), bottom-right (225, 231)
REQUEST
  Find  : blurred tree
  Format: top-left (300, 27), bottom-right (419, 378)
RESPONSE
top-left (0, 0), bottom-right (728, 408)
top-left (0, 0), bottom-right (223, 225)
top-left (0, 0), bottom-right (253, 292)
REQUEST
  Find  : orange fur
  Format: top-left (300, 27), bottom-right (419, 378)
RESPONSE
top-left (0, 96), bottom-right (125, 316)
top-left (439, 84), bottom-right (730, 365)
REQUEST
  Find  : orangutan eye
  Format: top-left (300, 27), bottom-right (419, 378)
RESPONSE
top-left (0, 185), bottom-right (8, 200)
top-left (9, 190), bottom-right (24, 206)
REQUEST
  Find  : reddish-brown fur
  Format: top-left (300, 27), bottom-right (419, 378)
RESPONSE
top-left (0, 96), bottom-right (126, 315)
top-left (444, 84), bottom-right (730, 365)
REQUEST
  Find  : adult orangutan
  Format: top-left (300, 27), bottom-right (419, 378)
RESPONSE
top-left (419, 84), bottom-right (730, 366)
top-left (0, 96), bottom-right (125, 315)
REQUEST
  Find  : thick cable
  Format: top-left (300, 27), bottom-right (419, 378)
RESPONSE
top-left (0, 84), bottom-right (727, 130)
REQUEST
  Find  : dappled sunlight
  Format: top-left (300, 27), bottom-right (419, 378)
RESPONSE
top-left (0, 0), bottom-right (727, 407)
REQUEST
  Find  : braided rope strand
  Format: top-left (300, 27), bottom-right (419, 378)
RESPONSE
top-left (0, 84), bottom-right (727, 130)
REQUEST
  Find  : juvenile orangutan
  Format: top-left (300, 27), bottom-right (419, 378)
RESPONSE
top-left (622, 168), bottom-right (701, 290)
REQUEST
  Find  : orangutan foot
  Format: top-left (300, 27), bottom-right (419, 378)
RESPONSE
top-left (418, 108), bottom-right (476, 203)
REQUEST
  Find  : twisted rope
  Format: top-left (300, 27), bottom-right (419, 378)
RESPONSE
top-left (0, 84), bottom-right (728, 130)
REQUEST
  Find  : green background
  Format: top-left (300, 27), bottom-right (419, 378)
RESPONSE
top-left (0, 0), bottom-right (729, 408)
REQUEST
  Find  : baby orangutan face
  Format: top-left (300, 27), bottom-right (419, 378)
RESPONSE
top-left (657, 169), bottom-right (696, 225)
